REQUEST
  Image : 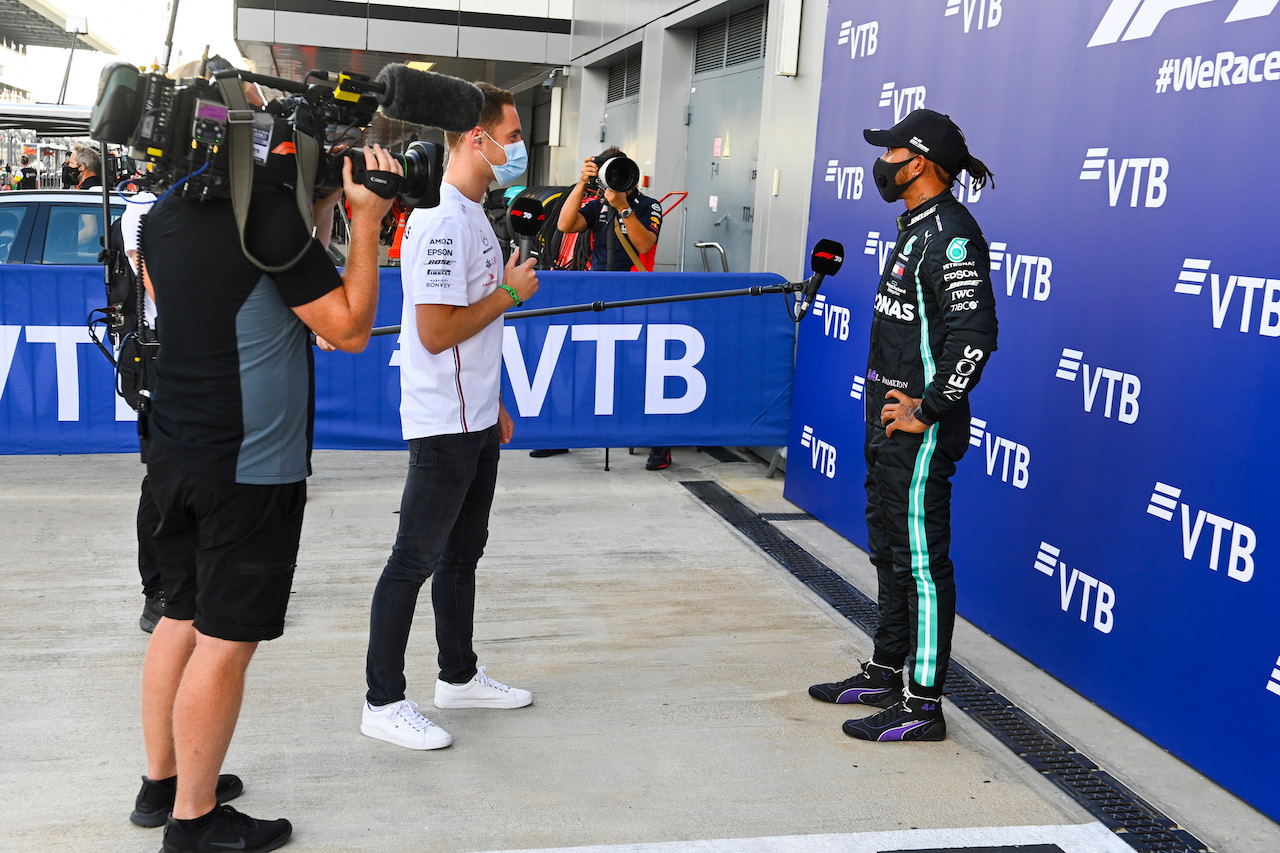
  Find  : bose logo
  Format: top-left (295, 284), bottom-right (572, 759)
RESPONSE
top-left (825, 160), bottom-right (864, 200)
top-left (878, 82), bottom-right (927, 121)
top-left (836, 19), bottom-right (878, 59)
top-left (812, 295), bottom-right (851, 341)
top-left (800, 425), bottom-right (837, 478)
top-left (970, 417), bottom-right (1029, 489)
top-left (1174, 258), bottom-right (1280, 336)
top-left (990, 242), bottom-right (1051, 301)
top-left (1034, 542), bottom-right (1116, 635)
top-left (1080, 148), bottom-right (1169, 207)
top-left (1089, 0), bottom-right (1278, 48)
top-left (945, 0), bottom-right (1004, 32)
top-left (1056, 349), bottom-right (1141, 424)
top-left (1147, 482), bottom-right (1256, 582)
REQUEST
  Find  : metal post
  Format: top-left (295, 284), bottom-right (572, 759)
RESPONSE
top-left (56, 30), bottom-right (78, 105)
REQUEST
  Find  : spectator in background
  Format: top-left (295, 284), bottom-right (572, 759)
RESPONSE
top-left (68, 145), bottom-right (102, 189)
top-left (18, 156), bottom-right (38, 189)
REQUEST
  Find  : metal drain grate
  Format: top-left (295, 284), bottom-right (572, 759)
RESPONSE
top-left (758, 512), bottom-right (816, 522)
top-left (682, 479), bottom-right (1213, 853)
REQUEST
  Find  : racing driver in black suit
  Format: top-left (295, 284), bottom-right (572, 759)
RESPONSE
top-left (810, 108), bottom-right (998, 742)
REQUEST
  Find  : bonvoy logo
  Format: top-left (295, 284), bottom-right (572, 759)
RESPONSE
top-left (1088, 0), bottom-right (1278, 47)
top-left (1056, 348), bottom-right (1141, 423)
top-left (1147, 482), bottom-right (1256, 582)
top-left (1079, 147), bottom-right (1169, 208)
top-left (836, 19), bottom-right (878, 59)
top-left (800, 425), bottom-right (837, 478)
top-left (1174, 257), bottom-right (1280, 336)
top-left (1033, 542), bottom-right (1116, 634)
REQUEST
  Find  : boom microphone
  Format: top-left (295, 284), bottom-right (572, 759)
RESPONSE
top-left (796, 238), bottom-right (845, 322)
top-left (374, 64), bottom-right (484, 131)
top-left (509, 197), bottom-right (546, 264)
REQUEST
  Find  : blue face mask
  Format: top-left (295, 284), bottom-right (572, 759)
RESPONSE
top-left (481, 131), bottom-right (528, 186)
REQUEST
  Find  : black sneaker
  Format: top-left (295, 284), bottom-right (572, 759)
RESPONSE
top-left (529, 449), bottom-right (569, 458)
top-left (645, 448), bottom-right (672, 470)
top-left (130, 774), bottom-right (244, 827)
top-left (140, 592), bottom-right (166, 634)
top-left (842, 693), bottom-right (946, 742)
top-left (809, 660), bottom-right (903, 707)
top-left (161, 804), bottom-right (291, 853)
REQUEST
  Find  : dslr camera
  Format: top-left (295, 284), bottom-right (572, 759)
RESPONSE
top-left (588, 150), bottom-right (640, 195)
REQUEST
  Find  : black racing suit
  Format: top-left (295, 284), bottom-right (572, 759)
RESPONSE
top-left (863, 189), bottom-right (998, 699)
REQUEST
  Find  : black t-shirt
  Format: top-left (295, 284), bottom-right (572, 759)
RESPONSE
top-left (580, 192), bottom-right (662, 271)
top-left (141, 187), bottom-right (342, 484)
top-left (78, 175), bottom-right (103, 190)
top-left (18, 167), bottom-right (37, 189)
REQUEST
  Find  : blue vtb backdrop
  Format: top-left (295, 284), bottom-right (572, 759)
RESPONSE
top-left (0, 268), bottom-right (795, 454)
top-left (786, 0), bottom-right (1280, 818)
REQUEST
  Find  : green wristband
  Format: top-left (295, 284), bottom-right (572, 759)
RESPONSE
top-left (499, 283), bottom-right (522, 307)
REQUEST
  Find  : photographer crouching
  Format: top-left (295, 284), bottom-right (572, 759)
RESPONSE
top-left (135, 145), bottom-right (400, 851)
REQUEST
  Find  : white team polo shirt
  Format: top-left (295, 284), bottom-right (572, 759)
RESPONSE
top-left (398, 181), bottom-right (505, 439)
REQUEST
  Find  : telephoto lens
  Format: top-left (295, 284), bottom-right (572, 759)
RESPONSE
top-left (596, 156), bottom-right (640, 194)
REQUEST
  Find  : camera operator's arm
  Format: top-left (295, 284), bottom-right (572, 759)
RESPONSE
top-left (557, 158), bottom-right (597, 234)
top-left (611, 193), bottom-right (658, 256)
top-left (417, 252), bottom-right (538, 354)
top-left (292, 146), bottom-right (399, 353)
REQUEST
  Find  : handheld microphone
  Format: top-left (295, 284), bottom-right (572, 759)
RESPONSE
top-left (509, 197), bottom-right (546, 264)
top-left (373, 64), bottom-right (484, 132)
top-left (795, 238), bottom-right (845, 322)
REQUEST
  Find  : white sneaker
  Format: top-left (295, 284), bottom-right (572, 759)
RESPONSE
top-left (360, 699), bottom-right (453, 750)
top-left (434, 665), bottom-right (533, 709)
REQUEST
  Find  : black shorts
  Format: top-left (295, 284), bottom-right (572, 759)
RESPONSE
top-left (147, 456), bottom-right (306, 642)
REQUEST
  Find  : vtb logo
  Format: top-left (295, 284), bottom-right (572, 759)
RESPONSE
top-left (970, 418), bottom-right (1029, 489)
top-left (990, 241), bottom-right (1051, 302)
top-left (1034, 542), bottom-right (1116, 635)
top-left (945, 0), bottom-right (1004, 32)
top-left (799, 425), bottom-right (837, 479)
top-left (1175, 258), bottom-right (1280, 336)
top-left (1079, 148), bottom-right (1169, 208)
top-left (824, 160), bottom-right (864, 200)
top-left (810, 295), bottom-right (851, 341)
top-left (1088, 0), bottom-right (1278, 47)
top-left (850, 375), bottom-right (866, 401)
top-left (1147, 482), bottom-right (1256, 582)
top-left (878, 82), bottom-right (926, 121)
top-left (864, 231), bottom-right (894, 271)
top-left (1056, 349), bottom-right (1140, 424)
top-left (836, 19), bottom-right (878, 59)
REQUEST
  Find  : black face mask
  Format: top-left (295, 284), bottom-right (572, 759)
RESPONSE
top-left (872, 154), bottom-right (921, 203)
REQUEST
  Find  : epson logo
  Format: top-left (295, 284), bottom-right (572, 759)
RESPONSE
top-left (945, 0), bottom-right (1004, 32)
top-left (836, 19), bottom-right (878, 59)
top-left (1147, 482), bottom-right (1256, 582)
top-left (970, 417), bottom-right (1029, 489)
top-left (1088, 0), bottom-right (1277, 48)
top-left (426, 247), bottom-right (453, 256)
top-left (800, 425), bottom-right (837, 478)
top-left (865, 230), bottom-right (895, 272)
top-left (824, 160), bottom-right (864, 200)
top-left (878, 82), bottom-right (927, 121)
top-left (1033, 542), bottom-right (1116, 634)
top-left (1056, 348), bottom-right (1141, 423)
top-left (990, 242), bottom-right (1051, 301)
top-left (1079, 148), bottom-right (1169, 208)
top-left (811, 295), bottom-right (851, 341)
top-left (1174, 258), bottom-right (1280, 336)
top-left (850, 375), bottom-right (866, 401)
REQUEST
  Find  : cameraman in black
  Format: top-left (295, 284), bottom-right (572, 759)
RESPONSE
top-left (133, 143), bottom-right (399, 851)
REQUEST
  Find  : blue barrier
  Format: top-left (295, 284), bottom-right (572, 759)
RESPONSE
top-left (0, 266), bottom-right (795, 454)
top-left (788, 0), bottom-right (1280, 818)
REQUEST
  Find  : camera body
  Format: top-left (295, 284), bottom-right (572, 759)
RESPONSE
top-left (588, 153), bottom-right (640, 195)
top-left (88, 63), bottom-right (442, 208)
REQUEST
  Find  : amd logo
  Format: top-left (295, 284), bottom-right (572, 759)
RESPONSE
top-left (878, 82), bottom-right (927, 121)
top-left (800, 425), bottom-right (837, 478)
top-left (810, 295), bottom-right (851, 341)
top-left (945, 0), bottom-right (1004, 32)
top-left (1034, 542), bottom-right (1116, 635)
top-left (1175, 258), bottom-right (1280, 336)
top-left (836, 19), bottom-right (878, 59)
top-left (1080, 148), bottom-right (1169, 208)
top-left (969, 418), bottom-right (1029, 489)
top-left (1147, 482), bottom-right (1256, 582)
top-left (990, 242), bottom-right (1051, 301)
top-left (1088, 0), bottom-right (1278, 47)
top-left (824, 160), bottom-right (864, 200)
top-left (1056, 348), bottom-right (1141, 424)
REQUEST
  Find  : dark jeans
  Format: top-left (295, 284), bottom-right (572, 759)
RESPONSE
top-left (366, 426), bottom-right (500, 705)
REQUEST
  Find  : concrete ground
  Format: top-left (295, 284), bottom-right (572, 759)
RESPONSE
top-left (0, 448), bottom-right (1276, 853)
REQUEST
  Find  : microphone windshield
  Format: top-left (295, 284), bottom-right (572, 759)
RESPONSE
top-left (811, 239), bottom-right (845, 276)
top-left (509, 197), bottom-right (546, 237)
top-left (375, 65), bottom-right (483, 132)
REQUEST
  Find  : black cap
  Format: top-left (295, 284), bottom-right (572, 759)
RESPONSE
top-left (864, 109), bottom-right (970, 175)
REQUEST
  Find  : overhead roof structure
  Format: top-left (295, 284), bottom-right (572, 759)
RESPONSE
top-left (0, 102), bottom-right (91, 135)
top-left (0, 0), bottom-right (117, 54)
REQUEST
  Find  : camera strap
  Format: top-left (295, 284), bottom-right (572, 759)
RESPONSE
top-left (217, 75), bottom-right (318, 273)
top-left (612, 219), bottom-right (649, 272)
